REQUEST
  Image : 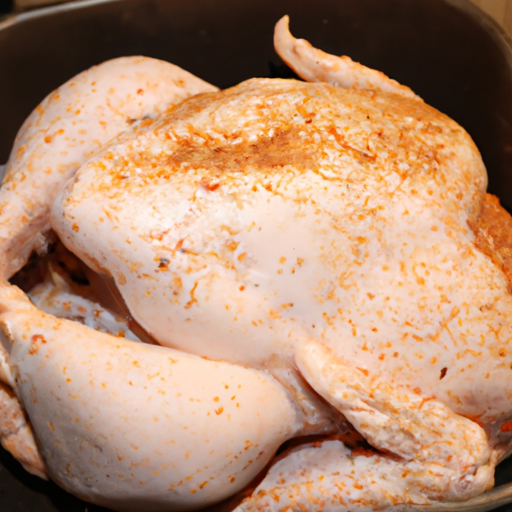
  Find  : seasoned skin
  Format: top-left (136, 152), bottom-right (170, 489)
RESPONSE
top-left (470, 193), bottom-right (512, 290)
top-left (50, 77), bottom-right (512, 507)
top-left (0, 55), bottom-right (218, 488)
top-left (0, 56), bottom-right (217, 280)
top-left (0, 381), bottom-right (45, 478)
top-left (0, 283), bottom-right (301, 511)
top-left (51, 77), bottom-right (491, 401)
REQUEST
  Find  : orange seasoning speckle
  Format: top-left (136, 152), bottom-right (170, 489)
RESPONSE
top-left (28, 334), bottom-right (47, 355)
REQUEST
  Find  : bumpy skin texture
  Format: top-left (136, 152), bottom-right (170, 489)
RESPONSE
top-left (2, 16), bottom-right (512, 512)
top-left (47, 74), bottom-right (512, 509)
top-left (51, 77), bottom-right (500, 415)
top-left (0, 285), bottom-right (299, 511)
top-left (0, 56), bottom-right (217, 280)
top-left (0, 55), bottom-right (218, 482)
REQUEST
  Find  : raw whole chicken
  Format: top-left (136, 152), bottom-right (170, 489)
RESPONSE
top-left (0, 15), bottom-right (512, 512)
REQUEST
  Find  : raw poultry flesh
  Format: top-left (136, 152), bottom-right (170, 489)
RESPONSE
top-left (0, 15), bottom-right (512, 512)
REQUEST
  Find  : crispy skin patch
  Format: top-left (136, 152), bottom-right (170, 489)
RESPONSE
top-left (470, 193), bottom-right (512, 289)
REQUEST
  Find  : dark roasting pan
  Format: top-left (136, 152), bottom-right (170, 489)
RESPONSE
top-left (1, 0), bottom-right (512, 510)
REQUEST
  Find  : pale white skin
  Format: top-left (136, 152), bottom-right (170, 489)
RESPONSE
top-left (0, 15), bottom-right (512, 512)
top-left (0, 54), bottom-right (219, 483)
top-left (0, 55), bottom-right (218, 280)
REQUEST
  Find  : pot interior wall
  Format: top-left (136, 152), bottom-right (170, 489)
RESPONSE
top-left (1, 0), bottom-right (512, 511)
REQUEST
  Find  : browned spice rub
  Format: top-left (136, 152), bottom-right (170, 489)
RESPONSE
top-left (470, 193), bottom-right (512, 290)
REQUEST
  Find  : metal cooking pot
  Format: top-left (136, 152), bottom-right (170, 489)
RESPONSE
top-left (1, 0), bottom-right (512, 511)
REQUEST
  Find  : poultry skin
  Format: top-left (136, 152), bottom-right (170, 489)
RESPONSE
top-left (0, 15), bottom-right (511, 512)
